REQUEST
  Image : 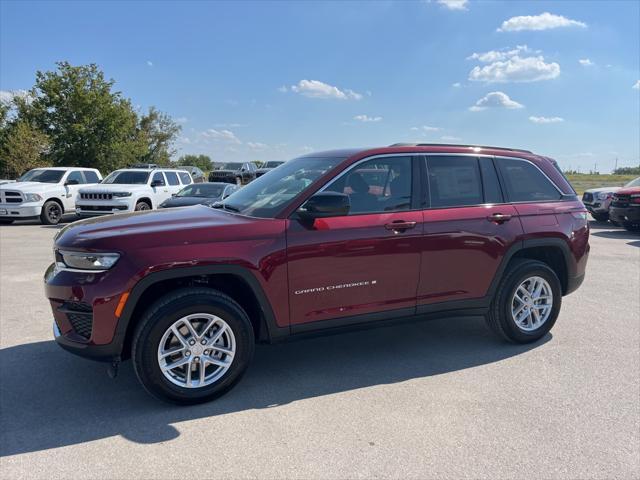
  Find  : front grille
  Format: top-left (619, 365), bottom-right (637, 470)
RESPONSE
top-left (59, 302), bottom-right (93, 339)
top-left (611, 194), bottom-right (630, 208)
top-left (209, 172), bottom-right (232, 179)
top-left (80, 192), bottom-right (113, 200)
top-left (79, 205), bottom-right (126, 212)
top-left (582, 192), bottom-right (593, 203)
top-left (1, 191), bottom-right (23, 203)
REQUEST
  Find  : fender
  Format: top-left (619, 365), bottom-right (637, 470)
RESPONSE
top-left (111, 265), bottom-right (289, 355)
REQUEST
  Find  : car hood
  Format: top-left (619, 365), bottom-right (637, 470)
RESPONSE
top-left (79, 184), bottom-right (148, 193)
top-left (615, 186), bottom-right (640, 195)
top-left (0, 181), bottom-right (60, 193)
top-left (584, 186), bottom-right (622, 194)
top-left (54, 205), bottom-right (284, 252)
top-left (161, 196), bottom-right (219, 207)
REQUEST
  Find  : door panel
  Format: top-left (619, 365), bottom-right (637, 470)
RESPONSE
top-left (286, 211), bottom-right (423, 324)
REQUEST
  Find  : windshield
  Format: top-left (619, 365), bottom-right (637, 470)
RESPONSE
top-left (18, 169), bottom-right (65, 184)
top-left (624, 177), bottom-right (640, 188)
top-left (220, 163), bottom-right (242, 170)
top-left (177, 184), bottom-right (224, 198)
top-left (102, 171), bottom-right (150, 185)
top-left (221, 156), bottom-right (345, 218)
top-left (264, 161), bottom-right (284, 168)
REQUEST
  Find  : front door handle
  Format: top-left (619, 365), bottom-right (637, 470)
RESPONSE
top-left (384, 220), bottom-right (417, 232)
top-left (487, 213), bottom-right (512, 224)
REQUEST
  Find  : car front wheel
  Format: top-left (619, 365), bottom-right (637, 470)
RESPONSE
top-left (485, 259), bottom-right (561, 343)
top-left (40, 200), bottom-right (63, 225)
top-left (132, 288), bottom-right (255, 404)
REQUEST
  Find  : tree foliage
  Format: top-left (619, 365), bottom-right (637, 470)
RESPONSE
top-left (176, 154), bottom-right (213, 171)
top-left (613, 166), bottom-right (640, 175)
top-left (0, 121), bottom-right (51, 178)
top-left (138, 107), bottom-right (181, 166)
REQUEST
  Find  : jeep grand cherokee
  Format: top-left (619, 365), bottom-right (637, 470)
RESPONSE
top-left (45, 144), bottom-right (589, 404)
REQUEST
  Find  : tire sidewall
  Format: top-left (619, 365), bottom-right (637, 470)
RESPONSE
top-left (499, 264), bottom-right (562, 343)
top-left (41, 201), bottom-right (61, 225)
top-left (133, 291), bottom-right (255, 404)
top-left (135, 201), bottom-right (150, 211)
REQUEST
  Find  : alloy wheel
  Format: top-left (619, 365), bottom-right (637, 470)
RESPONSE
top-left (510, 276), bottom-right (553, 332)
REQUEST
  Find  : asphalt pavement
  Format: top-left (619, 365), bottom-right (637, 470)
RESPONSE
top-left (0, 217), bottom-right (638, 479)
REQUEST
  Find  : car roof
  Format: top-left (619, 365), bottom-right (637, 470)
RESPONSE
top-left (31, 167), bottom-right (99, 171)
top-left (114, 168), bottom-right (189, 172)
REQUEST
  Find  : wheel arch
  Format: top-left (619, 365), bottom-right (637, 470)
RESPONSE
top-left (44, 197), bottom-right (65, 213)
top-left (115, 265), bottom-right (286, 359)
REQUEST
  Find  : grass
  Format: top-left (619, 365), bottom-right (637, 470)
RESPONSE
top-left (565, 174), bottom-right (637, 196)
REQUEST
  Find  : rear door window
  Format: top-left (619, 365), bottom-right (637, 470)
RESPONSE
top-left (496, 158), bottom-right (562, 202)
top-left (426, 156), bottom-right (483, 208)
top-left (165, 171), bottom-right (180, 186)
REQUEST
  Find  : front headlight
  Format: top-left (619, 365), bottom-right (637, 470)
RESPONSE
top-left (112, 192), bottom-right (132, 198)
top-left (58, 250), bottom-right (120, 270)
top-left (24, 193), bottom-right (42, 202)
top-left (596, 192), bottom-right (612, 200)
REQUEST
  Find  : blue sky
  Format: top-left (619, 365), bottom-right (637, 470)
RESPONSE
top-left (1, 0), bottom-right (638, 172)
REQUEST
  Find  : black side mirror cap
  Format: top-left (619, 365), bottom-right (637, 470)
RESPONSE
top-left (298, 191), bottom-right (350, 219)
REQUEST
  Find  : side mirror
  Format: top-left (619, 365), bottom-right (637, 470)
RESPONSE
top-left (65, 179), bottom-right (79, 186)
top-left (298, 192), bottom-right (350, 219)
top-left (151, 180), bottom-right (164, 187)
top-left (171, 193), bottom-right (177, 197)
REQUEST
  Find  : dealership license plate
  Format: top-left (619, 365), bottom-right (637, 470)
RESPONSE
top-left (0, 209), bottom-right (7, 215)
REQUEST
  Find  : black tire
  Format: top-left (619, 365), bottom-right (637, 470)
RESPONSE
top-left (132, 288), bottom-right (255, 405)
top-left (485, 259), bottom-right (562, 343)
top-left (623, 222), bottom-right (640, 233)
top-left (591, 212), bottom-right (609, 222)
top-left (135, 201), bottom-right (151, 211)
top-left (0, 219), bottom-right (14, 225)
top-left (40, 200), bottom-right (63, 225)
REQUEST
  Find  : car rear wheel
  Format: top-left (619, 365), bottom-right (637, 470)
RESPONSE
top-left (132, 288), bottom-right (255, 404)
top-left (591, 212), bottom-right (609, 222)
top-left (485, 259), bottom-right (561, 343)
top-left (135, 201), bottom-right (151, 211)
top-left (40, 200), bottom-right (63, 225)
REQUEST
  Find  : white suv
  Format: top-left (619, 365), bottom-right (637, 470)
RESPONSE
top-left (76, 168), bottom-right (193, 217)
top-left (0, 167), bottom-right (102, 225)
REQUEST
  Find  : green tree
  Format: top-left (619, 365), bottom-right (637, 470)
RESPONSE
top-left (613, 166), bottom-right (640, 175)
top-left (138, 107), bottom-right (181, 166)
top-left (176, 154), bottom-right (213, 171)
top-left (0, 121), bottom-right (51, 178)
top-left (24, 62), bottom-right (146, 173)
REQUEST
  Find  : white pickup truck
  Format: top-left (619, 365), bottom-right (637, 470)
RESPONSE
top-left (76, 168), bottom-right (193, 217)
top-left (0, 167), bottom-right (102, 225)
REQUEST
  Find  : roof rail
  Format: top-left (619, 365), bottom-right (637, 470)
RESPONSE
top-left (388, 143), bottom-right (532, 154)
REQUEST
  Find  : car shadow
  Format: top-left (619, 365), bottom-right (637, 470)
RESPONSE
top-left (591, 229), bottom-right (640, 242)
top-left (0, 316), bottom-right (549, 457)
top-left (1, 215), bottom-right (77, 227)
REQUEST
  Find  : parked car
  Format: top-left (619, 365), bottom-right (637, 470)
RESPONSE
top-left (208, 162), bottom-right (256, 185)
top-left (76, 168), bottom-right (192, 217)
top-left (179, 166), bottom-right (206, 183)
top-left (0, 167), bottom-right (102, 225)
top-left (609, 185), bottom-right (640, 231)
top-left (46, 143), bottom-right (589, 404)
top-left (159, 182), bottom-right (238, 209)
top-left (582, 177), bottom-right (640, 222)
top-left (255, 160), bottom-right (285, 178)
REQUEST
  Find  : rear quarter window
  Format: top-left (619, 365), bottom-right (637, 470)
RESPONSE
top-left (496, 158), bottom-right (562, 202)
top-left (178, 172), bottom-right (192, 184)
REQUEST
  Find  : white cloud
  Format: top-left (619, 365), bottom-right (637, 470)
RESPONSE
top-left (247, 142), bottom-right (269, 151)
top-left (633, 80), bottom-right (640, 90)
top-left (201, 129), bottom-right (241, 144)
top-left (277, 85), bottom-right (288, 93)
top-left (411, 125), bottom-right (441, 132)
top-left (468, 45), bottom-right (536, 63)
top-left (498, 12), bottom-right (587, 32)
top-left (529, 116), bottom-right (564, 124)
top-left (468, 52), bottom-right (560, 83)
top-left (441, 135), bottom-right (462, 141)
top-left (0, 89), bottom-right (30, 105)
top-left (354, 114), bottom-right (382, 122)
top-left (435, 0), bottom-right (468, 11)
top-left (452, 82), bottom-right (462, 88)
top-left (290, 79), bottom-right (362, 100)
top-left (146, 60), bottom-right (153, 67)
top-left (469, 91), bottom-right (524, 111)
top-left (579, 58), bottom-right (594, 67)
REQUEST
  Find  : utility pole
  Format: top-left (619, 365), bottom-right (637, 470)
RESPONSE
top-left (614, 157), bottom-right (618, 172)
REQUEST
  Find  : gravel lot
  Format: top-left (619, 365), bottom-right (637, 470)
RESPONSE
top-left (1, 217), bottom-right (638, 479)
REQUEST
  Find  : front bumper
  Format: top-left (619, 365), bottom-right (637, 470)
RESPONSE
top-left (583, 201), bottom-right (608, 214)
top-left (53, 321), bottom-right (123, 362)
top-left (609, 206), bottom-right (640, 225)
top-left (76, 201), bottom-right (131, 217)
top-left (0, 203), bottom-right (42, 219)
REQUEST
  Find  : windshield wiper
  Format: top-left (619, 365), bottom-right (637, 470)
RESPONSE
top-left (210, 202), bottom-right (240, 212)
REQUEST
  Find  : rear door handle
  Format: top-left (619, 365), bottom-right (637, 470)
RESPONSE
top-left (487, 213), bottom-right (512, 224)
top-left (384, 220), bottom-right (417, 232)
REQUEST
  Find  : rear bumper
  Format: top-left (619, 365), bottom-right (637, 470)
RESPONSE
top-left (609, 206), bottom-right (640, 225)
top-left (0, 203), bottom-right (42, 218)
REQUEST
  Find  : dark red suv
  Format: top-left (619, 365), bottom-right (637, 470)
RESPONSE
top-left (45, 144), bottom-right (589, 404)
